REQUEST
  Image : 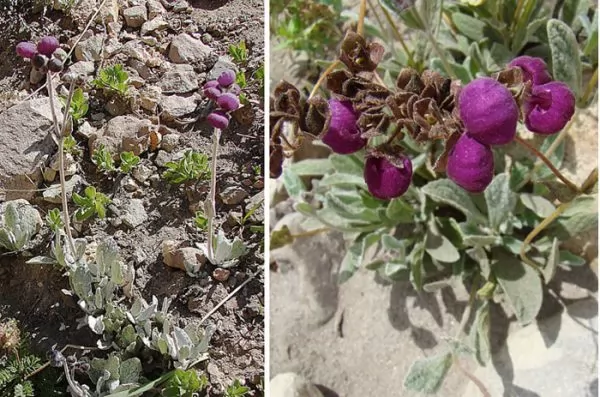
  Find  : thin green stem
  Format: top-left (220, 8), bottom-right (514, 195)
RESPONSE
top-left (357, 0), bottom-right (367, 37)
top-left (380, 5), bottom-right (415, 67)
top-left (413, 9), bottom-right (456, 80)
top-left (453, 277), bottom-right (479, 340)
top-left (206, 128), bottom-right (221, 263)
top-left (308, 60), bottom-right (340, 99)
top-left (581, 67), bottom-right (598, 105)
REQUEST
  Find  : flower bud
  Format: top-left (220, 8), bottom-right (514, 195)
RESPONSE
top-left (32, 54), bottom-right (48, 70)
top-left (321, 99), bottom-right (366, 154)
top-left (459, 77), bottom-right (518, 146)
top-left (508, 56), bottom-right (552, 86)
top-left (216, 93), bottom-right (240, 111)
top-left (217, 69), bottom-right (236, 87)
top-left (524, 81), bottom-right (575, 135)
top-left (37, 36), bottom-right (60, 57)
top-left (364, 155), bottom-right (413, 199)
top-left (229, 83), bottom-right (241, 95)
top-left (204, 80), bottom-right (219, 89)
top-left (48, 58), bottom-right (63, 73)
top-left (203, 86), bottom-right (221, 101)
top-left (446, 133), bottom-right (494, 193)
top-left (207, 111), bottom-right (230, 130)
top-left (16, 41), bottom-right (37, 59)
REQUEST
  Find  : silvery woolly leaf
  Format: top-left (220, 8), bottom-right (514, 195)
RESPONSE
top-left (173, 326), bottom-right (193, 350)
top-left (94, 288), bottom-right (103, 310)
top-left (26, 256), bottom-right (58, 265)
top-left (96, 239), bottom-right (119, 275)
top-left (74, 239), bottom-right (87, 261)
top-left (193, 323), bottom-right (215, 356)
top-left (136, 301), bottom-right (158, 323)
top-left (0, 229), bottom-right (14, 250)
top-left (95, 369), bottom-right (111, 394)
top-left (165, 334), bottom-right (177, 359)
top-left (156, 336), bottom-right (169, 355)
top-left (178, 345), bottom-right (191, 361)
top-left (106, 379), bottom-right (121, 392)
top-left (130, 298), bottom-right (143, 317)
top-left (88, 315), bottom-right (105, 335)
top-left (119, 358), bottom-right (141, 385)
top-left (70, 266), bottom-right (93, 301)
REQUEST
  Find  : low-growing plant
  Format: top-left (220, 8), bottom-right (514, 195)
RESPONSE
top-left (162, 151), bottom-right (210, 185)
top-left (72, 186), bottom-right (111, 222)
top-left (61, 87), bottom-right (89, 123)
top-left (92, 144), bottom-right (116, 173)
top-left (160, 368), bottom-right (208, 397)
top-left (194, 210), bottom-right (208, 231)
top-left (225, 379), bottom-right (250, 397)
top-left (119, 151), bottom-right (141, 174)
top-left (229, 41), bottom-right (248, 64)
top-left (0, 319), bottom-right (41, 397)
top-left (236, 70), bottom-right (247, 89)
top-left (0, 201), bottom-right (41, 252)
top-left (63, 135), bottom-right (82, 156)
top-left (46, 208), bottom-right (65, 233)
top-left (93, 64), bottom-right (129, 96)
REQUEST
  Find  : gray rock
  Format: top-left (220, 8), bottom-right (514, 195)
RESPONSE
top-left (65, 61), bottom-right (96, 78)
top-left (128, 58), bottom-right (152, 79)
top-left (139, 85), bottom-right (161, 112)
top-left (74, 34), bottom-right (104, 61)
top-left (162, 240), bottom-right (206, 273)
top-left (89, 115), bottom-right (151, 157)
top-left (43, 175), bottom-right (83, 204)
top-left (270, 373), bottom-right (324, 397)
top-left (121, 199), bottom-right (147, 228)
top-left (220, 186), bottom-right (248, 205)
top-left (160, 95), bottom-right (197, 120)
top-left (147, 0), bottom-right (166, 18)
top-left (207, 56), bottom-right (237, 81)
top-left (0, 98), bottom-right (61, 200)
top-left (140, 16), bottom-right (168, 36)
top-left (123, 5), bottom-right (147, 28)
top-left (159, 64), bottom-right (198, 94)
top-left (168, 33), bottom-right (215, 66)
top-left (462, 298), bottom-right (598, 397)
top-left (154, 150), bottom-right (173, 167)
top-left (132, 164), bottom-right (155, 183)
top-left (160, 133), bottom-right (180, 152)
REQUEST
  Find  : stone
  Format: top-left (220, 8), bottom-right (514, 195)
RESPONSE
top-left (132, 164), bottom-right (155, 183)
top-left (74, 34), bottom-right (104, 62)
top-left (206, 56), bottom-right (238, 81)
top-left (121, 199), bottom-right (147, 228)
top-left (128, 58), bottom-right (152, 80)
top-left (65, 61), bottom-right (96, 79)
top-left (0, 98), bottom-right (61, 200)
top-left (270, 373), bottom-right (324, 397)
top-left (139, 85), bottom-right (162, 112)
top-left (159, 64), bottom-right (198, 94)
top-left (121, 40), bottom-right (151, 63)
top-left (105, 96), bottom-right (130, 117)
top-left (160, 133), bottom-right (180, 152)
top-left (212, 268), bottom-right (231, 282)
top-left (220, 186), bottom-right (248, 205)
top-left (29, 68), bottom-right (44, 85)
top-left (123, 5), bottom-right (147, 28)
top-left (168, 33), bottom-right (215, 66)
top-left (160, 95), bottom-right (197, 120)
top-left (43, 175), bottom-right (83, 204)
top-left (141, 16), bottom-right (169, 36)
top-left (89, 115), bottom-right (151, 158)
top-left (462, 298), bottom-right (598, 397)
top-left (162, 240), bottom-right (206, 273)
top-left (147, 0), bottom-right (166, 18)
top-left (154, 150), bottom-right (173, 167)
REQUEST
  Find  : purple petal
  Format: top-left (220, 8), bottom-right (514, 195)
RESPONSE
top-left (508, 56), bottom-right (552, 86)
top-left (446, 133), bottom-right (494, 193)
top-left (37, 36), bottom-right (60, 57)
top-left (321, 99), bottom-right (366, 154)
top-left (459, 77), bottom-right (518, 146)
top-left (207, 111), bottom-right (230, 130)
top-left (216, 93), bottom-right (240, 111)
top-left (364, 155), bottom-right (413, 199)
top-left (203, 80), bottom-right (219, 89)
top-left (203, 86), bottom-right (222, 101)
top-left (524, 81), bottom-right (575, 135)
top-left (16, 42), bottom-right (37, 59)
top-left (217, 69), bottom-right (236, 87)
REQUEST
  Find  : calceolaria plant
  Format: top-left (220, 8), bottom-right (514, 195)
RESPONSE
top-left (0, 200), bottom-right (42, 252)
top-left (270, 1), bottom-right (597, 394)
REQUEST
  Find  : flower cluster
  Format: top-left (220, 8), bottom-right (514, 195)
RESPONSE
top-left (203, 69), bottom-right (241, 130)
top-left (16, 36), bottom-right (66, 74)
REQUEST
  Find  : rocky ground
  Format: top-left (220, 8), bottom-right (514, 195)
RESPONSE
top-left (0, 0), bottom-right (264, 395)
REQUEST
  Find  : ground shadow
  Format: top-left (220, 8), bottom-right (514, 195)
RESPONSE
top-left (316, 384), bottom-right (341, 397)
top-left (189, 0), bottom-right (229, 10)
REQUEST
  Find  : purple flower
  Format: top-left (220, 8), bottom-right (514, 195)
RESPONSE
top-left (524, 81), bottom-right (575, 135)
top-left (229, 84), bottom-right (242, 95)
top-left (16, 42), bottom-right (37, 59)
top-left (321, 99), bottom-right (366, 154)
top-left (217, 69), bottom-right (236, 87)
top-left (207, 111), bottom-right (230, 130)
top-left (364, 155), bottom-right (412, 199)
top-left (217, 93), bottom-right (240, 111)
top-left (459, 77), bottom-right (519, 146)
top-left (508, 56), bottom-right (552, 86)
top-left (203, 86), bottom-right (221, 101)
top-left (446, 133), bottom-right (494, 193)
top-left (204, 80), bottom-right (219, 89)
top-left (37, 36), bottom-right (60, 57)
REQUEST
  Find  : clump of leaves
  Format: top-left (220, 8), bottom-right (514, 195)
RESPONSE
top-left (162, 151), bottom-right (210, 185)
top-left (93, 64), bottom-right (129, 96)
top-left (161, 369), bottom-right (208, 397)
top-left (46, 208), bottom-right (64, 233)
top-left (225, 379), bottom-right (251, 397)
top-left (228, 41), bottom-right (248, 64)
top-left (60, 87), bottom-right (88, 123)
top-left (72, 186), bottom-right (111, 221)
top-left (194, 210), bottom-right (208, 231)
top-left (92, 144), bottom-right (116, 173)
top-left (63, 135), bottom-right (82, 156)
top-left (0, 320), bottom-right (43, 397)
top-left (0, 200), bottom-right (41, 252)
top-left (119, 151), bottom-right (141, 173)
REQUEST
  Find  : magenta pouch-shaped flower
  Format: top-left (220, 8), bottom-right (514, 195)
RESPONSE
top-left (524, 81), bottom-right (575, 135)
top-left (37, 36), bottom-right (60, 57)
top-left (217, 93), bottom-right (240, 111)
top-left (508, 56), bottom-right (552, 86)
top-left (207, 111), bottom-right (230, 130)
top-left (16, 42), bottom-right (37, 59)
top-left (203, 86), bottom-right (222, 101)
top-left (364, 155), bottom-right (413, 200)
top-left (217, 69), bottom-right (236, 87)
top-left (446, 133), bottom-right (494, 193)
top-left (458, 77), bottom-right (519, 146)
top-left (321, 99), bottom-right (367, 154)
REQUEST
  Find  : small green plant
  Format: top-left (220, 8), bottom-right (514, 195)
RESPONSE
top-left (194, 210), bottom-right (208, 231)
top-left (0, 200), bottom-right (41, 252)
top-left (93, 64), bottom-right (129, 96)
top-left (225, 379), bottom-right (250, 397)
top-left (46, 208), bottom-right (64, 233)
top-left (162, 151), bottom-right (210, 185)
top-left (161, 369), bottom-right (208, 397)
top-left (119, 151), bottom-right (141, 173)
top-left (92, 144), bottom-right (116, 173)
top-left (62, 135), bottom-right (82, 156)
top-left (72, 186), bottom-right (111, 221)
top-left (252, 164), bottom-right (262, 177)
top-left (253, 64), bottom-right (264, 87)
top-left (229, 41), bottom-right (248, 64)
top-left (60, 87), bottom-right (89, 123)
top-left (236, 71), bottom-right (247, 88)
top-left (0, 319), bottom-right (42, 397)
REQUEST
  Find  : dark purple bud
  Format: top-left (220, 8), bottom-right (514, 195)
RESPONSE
top-left (217, 69), bottom-right (236, 87)
top-left (508, 56), bottom-right (552, 86)
top-left (446, 133), bottom-right (494, 193)
top-left (364, 155), bottom-right (412, 199)
top-left (216, 93), bottom-right (240, 111)
top-left (203, 86), bottom-right (221, 101)
top-left (37, 36), bottom-right (60, 57)
top-left (459, 77), bottom-right (518, 146)
top-left (207, 111), bottom-right (230, 130)
top-left (16, 42), bottom-right (37, 59)
top-left (48, 58), bottom-right (63, 73)
top-left (524, 81), bottom-right (575, 135)
top-left (204, 80), bottom-right (219, 89)
top-left (32, 54), bottom-right (48, 70)
top-left (229, 84), bottom-right (241, 95)
top-left (321, 99), bottom-right (366, 154)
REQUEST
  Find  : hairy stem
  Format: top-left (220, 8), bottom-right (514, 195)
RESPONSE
top-left (308, 60), bottom-right (340, 99)
top-left (581, 67), bottom-right (598, 105)
top-left (514, 135), bottom-right (580, 193)
top-left (413, 9), bottom-right (457, 80)
top-left (206, 127), bottom-right (221, 263)
top-left (454, 357), bottom-right (492, 397)
top-left (380, 4), bottom-right (415, 68)
top-left (46, 72), bottom-right (76, 255)
top-left (357, 0), bottom-right (368, 36)
top-left (454, 277), bottom-right (479, 340)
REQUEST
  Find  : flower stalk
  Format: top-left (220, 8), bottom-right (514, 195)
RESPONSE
top-left (205, 127), bottom-right (221, 263)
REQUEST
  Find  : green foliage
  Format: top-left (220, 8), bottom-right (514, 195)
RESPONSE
top-left (72, 186), bottom-right (111, 221)
top-left (119, 151), bottom-right (141, 174)
top-left (61, 88), bottom-right (89, 123)
top-left (93, 64), bottom-right (130, 96)
top-left (46, 208), bottom-right (64, 233)
top-left (403, 352), bottom-right (452, 394)
top-left (228, 41), bottom-right (248, 64)
top-left (161, 369), bottom-right (208, 397)
top-left (253, 64), bottom-right (265, 90)
top-left (236, 70), bottom-right (247, 88)
top-left (0, 201), bottom-right (41, 252)
top-left (225, 379), bottom-right (250, 397)
top-left (194, 210), bottom-right (208, 231)
top-left (0, 323), bottom-right (44, 397)
top-left (162, 151), bottom-right (210, 185)
top-left (93, 144), bottom-right (116, 173)
top-left (62, 135), bottom-right (82, 156)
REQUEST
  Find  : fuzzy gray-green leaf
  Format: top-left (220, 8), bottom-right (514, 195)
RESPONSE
top-left (422, 179), bottom-right (485, 223)
top-left (403, 352), bottom-right (453, 393)
top-left (485, 173), bottom-right (516, 230)
top-left (547, 18), bottom-right (582, 96)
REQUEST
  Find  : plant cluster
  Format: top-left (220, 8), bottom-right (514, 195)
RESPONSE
top-left (203, 69), bottom-right (242, 130)
top-left (92, 65), bottom-right (130, 96)
top-left (17, 36), bottom-right (66, 74)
